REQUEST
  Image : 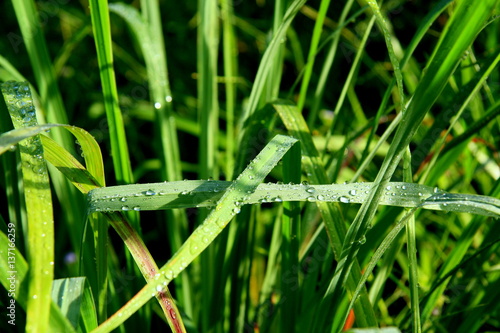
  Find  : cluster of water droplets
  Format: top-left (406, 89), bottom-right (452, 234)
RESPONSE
top-left (2, 81), bottom-right (37, 127)
top-left (1, 81), bottom-right (49, 178)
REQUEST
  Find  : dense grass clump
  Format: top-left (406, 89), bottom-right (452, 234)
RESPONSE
top-left (1, 0), bottom-right (499, 332)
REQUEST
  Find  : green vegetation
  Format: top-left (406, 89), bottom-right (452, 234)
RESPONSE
top-left (1, 0), bottom-right (499, 332)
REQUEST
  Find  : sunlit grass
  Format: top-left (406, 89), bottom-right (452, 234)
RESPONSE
top-left (1, 0), bottom-right (499, 332)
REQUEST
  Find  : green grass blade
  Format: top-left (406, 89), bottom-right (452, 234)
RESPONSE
top-left (281, 141), bottom-right (301, 333)
top-left (329, 0), bottom-right (498, 328)
top-left (2, 81), bottom-right (54, 332)
top-left (420, 51), bottom-right (500, 184)
top-left (403, 148), bottom-right (421, 333)
top-left (88, 0), bottom-right (133, 186)
top-left (87, 180), bottom-right (499, 217)
top-left (272, 102), bottom-right (377, 329)
top-left (10, 0), bottom-right (84, 258)
top-left (365, 0), bottom-right (405, 109)
top-left (307, 0), bottom-right (360, 127)
top-left (0, 230), bottom-right (77, 333)
top-left (220, 0), bottom-right (238, 180)
top-left (440, 99), bottom-right (500, 156)
top-left (324, 15), bottom-right (376, 149)
top-left (239, 0), bottom-right (306, 123)
top-left (51, 277), bottom-right (88, 329)
top-left (198, 0), bottom-right (219, 181)
top-left (88, 0), bottom-right (135, 320)
top-left (296, 0), bottom-right (332, 113)
top-left (0, 116), bottom-right (185, 331)
top-left (90, 134), bottom-right (298, 333)
top-left (197, 1), bottom-right (220, 330)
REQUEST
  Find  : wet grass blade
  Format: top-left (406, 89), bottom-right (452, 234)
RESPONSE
top-left (272, 102), bottom-right (377, 329)
top-left (2, 81), bottom-right (55, 332)
top-left (330, 0), bottom-right (498, 328)
top-left (87, 180), bottom-right (499, 217)
top-left (90, 134), bottom-right (298, 332)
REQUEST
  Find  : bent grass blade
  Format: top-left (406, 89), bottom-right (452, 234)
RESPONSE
top-left (0, 81), bottom-right (186, 333)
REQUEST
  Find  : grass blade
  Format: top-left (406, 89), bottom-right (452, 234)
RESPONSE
top-left (91, 134), bottom-right (298, 332)
top-left (88, 0), bottom-right (133, 185)
top-left (2, 81), bottom-right (54, 332)
top-left (329, 0), bottom-right (498, 328)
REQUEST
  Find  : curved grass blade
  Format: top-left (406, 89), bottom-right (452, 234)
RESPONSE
top-left (90, 134), bottom-right (298, 333)
top-left (0, 112), bottom-right (185, 330)
top-left (41, 134), bottom-right (186, 331)
top-left (0, 124), bottom-right (104, 190)
top-left (51, 277), bottom-right (93, 330)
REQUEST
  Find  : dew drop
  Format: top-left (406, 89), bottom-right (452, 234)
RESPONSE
top-left (133, 206), bottom-right (141, 211)
top-left (165, 270), bottom-right (174, 280)
top-left (358, 236), bottom-right (367, 245)
top-left (144, 189), bottom-right (156, 196)
top-left (339, 196), bottom-right (350, 203)
top-left (349, 189), bottom-right (357, 196)
top-left (190, 243), bottom-right (199, 255)
top-left (120, 197), bottom-right (127, 202)
top-left (386, 185), bottom-right (392, 191)
top-left (274, 197), bottom-right (283, 202)
top-left (306, 187), bottom-right (315, 194)
top-left (402, 185), bottom-right (407, 190)
top-left (433, 187), bottom-right (439, 193)
top-left (232, 207), bottom-right (241, 215)
top-left (317, 194), bottom-right (325, 201)
top-left (307, 196), bottom-right (316, 202)
top-left (156, 285), bottom-right (163, 292)
top-left (154, 102), bottom-right (162, 109)
top-left (121, 206), bottom-right (130, 211)
top-left (165, 95), bottom-right (173, 103)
